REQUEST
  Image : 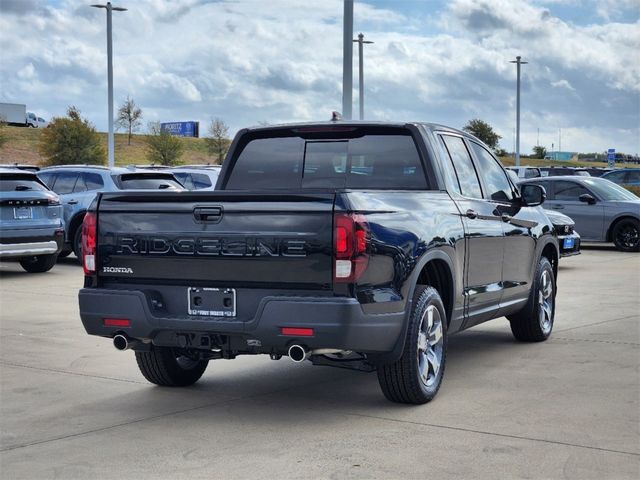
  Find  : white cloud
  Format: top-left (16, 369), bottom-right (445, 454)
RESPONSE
top-left (0, 0), bottom-right (638, 155)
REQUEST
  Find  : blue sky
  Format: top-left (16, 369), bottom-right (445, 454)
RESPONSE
top-left (1, 0), bottom-right (638, 155)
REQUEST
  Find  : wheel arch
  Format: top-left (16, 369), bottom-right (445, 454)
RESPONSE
top-left (606, 215), bottom-right (639, 242)
top-left (372, 249), bottom-right (456, 366)
top-left (67, 210), bottom-right (87, 244)
top-left (540, 240), bottom-right (559, 280)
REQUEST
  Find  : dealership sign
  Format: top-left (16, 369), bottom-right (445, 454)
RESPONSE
top-left (160, 121), bottom-right (200, 138)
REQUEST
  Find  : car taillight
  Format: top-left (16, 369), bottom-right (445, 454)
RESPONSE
top-left (334, 213), bottom-right (369, 283)
top-left (82, 212), bottom-right (97, 275)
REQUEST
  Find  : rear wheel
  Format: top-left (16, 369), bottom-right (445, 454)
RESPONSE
top-left (507, 256), bottom-right (555, 342)
top-left (19, 254), bottom-right (58, 273)
top-left (612, 218), bottom-right (640, 252)
top-left (57, 250), bottom-right (72, 258)
top-left (377, 286), bottom-right (447, 404)
top-left (135, 346), bottom-right (209, 387)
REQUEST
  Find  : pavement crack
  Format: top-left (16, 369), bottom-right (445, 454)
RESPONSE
top-left (345, 413), bottom-right (640, 457)
top-left (554, 314), bottom-right (638, 333)
top-left (552, 337), bottom-right (639, 346)
top-left (0, 361), bottom-right (147, 386)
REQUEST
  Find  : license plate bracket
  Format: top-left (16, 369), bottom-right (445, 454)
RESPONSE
top-left (14, 206), bottom-right (32, 220)
top-left (563, 237), bottom-right (575, 249)
top-left (188, 287), bottom-right (236, 317)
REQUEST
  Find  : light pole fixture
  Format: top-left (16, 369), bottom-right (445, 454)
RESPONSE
top-left (91, 2), bottom-right (127, 168)
top-left (353, 33), bottom-right (374, 121)
top-left (510, 55), bottom-right (527, 167)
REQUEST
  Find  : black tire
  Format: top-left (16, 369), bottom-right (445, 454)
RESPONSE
top-left (73, 227), bottom-right (82, 260)
top-left (19, 253), bottom-right (58, 273)
top-left (507, 256), bottom-right (555, 342)
top-left (377, 286), bottom-right (447, 404)
top-left (57, 250), bottom-right (72, 258)
top-left (612, 218), bottom-right (640, 252)
top-left (135, 346), bottom-right (209, 387)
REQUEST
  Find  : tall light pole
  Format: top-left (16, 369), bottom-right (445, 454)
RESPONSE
top-left (353, 33), bottom-right (374, 120)
top-left (510, 56), bottom-right (527, 167)
top-left (342, 0), bottom-right (353, 120)
top-left (91, 2), bottom-right (127, 167)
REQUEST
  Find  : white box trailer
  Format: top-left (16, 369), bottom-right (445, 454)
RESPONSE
top-left (0, 103), bottom-right (38, 127)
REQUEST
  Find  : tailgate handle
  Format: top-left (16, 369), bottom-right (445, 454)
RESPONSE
top-left (194, 207), bottom-right (223, 222)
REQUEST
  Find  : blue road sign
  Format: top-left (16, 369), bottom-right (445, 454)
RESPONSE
top-left (607, 148), bottom-right (615, 168)
top-left (160, 121), bottom-right (199, 138)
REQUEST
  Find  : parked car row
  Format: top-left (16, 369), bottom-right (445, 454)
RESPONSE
top-left (0, 164), bottom-right (224, 272)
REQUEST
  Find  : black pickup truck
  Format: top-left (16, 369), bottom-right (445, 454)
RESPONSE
top-left (79, 122), bottom-right (558, 404)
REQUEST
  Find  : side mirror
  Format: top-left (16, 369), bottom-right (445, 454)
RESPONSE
top-left (520, 184), bottom-right (546, 207)
top-left (579, 193), bottom-right (596, 205)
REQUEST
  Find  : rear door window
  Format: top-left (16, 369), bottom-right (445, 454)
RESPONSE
top-left (84, 172), bottom-right (105, 190)
top-left (440, 135), bottom-right (482, 198)
top-left (51, 172), bottom-right (79, 194)
top-left (225, 131), bottom-right (427, 190)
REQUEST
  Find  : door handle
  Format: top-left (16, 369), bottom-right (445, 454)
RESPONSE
top-left (67, 200), bottom-right (78, 205)
top-left (501, 214), bottom-right (512, 222)
top-left (465, 209), bottom-right (478, 219)
top-left (194, 207), bottom-right (222, 223)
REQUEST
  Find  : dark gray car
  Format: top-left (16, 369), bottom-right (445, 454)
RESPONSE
top-left (522, 176), bottom-right (640, 251)
top-left (38, 166), bottom-right (184, 258)
top-left (0, 168), bottom-right (64, 272)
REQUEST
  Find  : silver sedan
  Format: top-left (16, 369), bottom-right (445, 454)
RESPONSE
top-left (522, 176), bottom-right (640, 252)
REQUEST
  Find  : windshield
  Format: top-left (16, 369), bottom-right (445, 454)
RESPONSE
top-left (0, 175), bottom-right (49, 192)
top-left (115, 174), bottom-right (183, 190)
top-left (584, 178), bottom-right (639, 201)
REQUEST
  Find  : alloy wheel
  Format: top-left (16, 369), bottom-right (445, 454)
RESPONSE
top-left (417, 305), bottom-right (444, 388)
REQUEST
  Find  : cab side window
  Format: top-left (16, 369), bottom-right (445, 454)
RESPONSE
top-left (440, 135), bottom-right (483, 198)
top-left (468, 141), bottom-right (514, 202)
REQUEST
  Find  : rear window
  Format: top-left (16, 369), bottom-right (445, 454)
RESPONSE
top-left (225, 131), bottom-right (427, 190)
top-left (115, 174), bottom-right (183, 190)
top-left (0, 175), bottom-right (49, 192)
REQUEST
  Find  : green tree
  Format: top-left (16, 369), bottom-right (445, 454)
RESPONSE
top-left (462, 119), bottom-right (502, 150)
top-left (532, 145), bottom-right (547, 159)
top-left (38, 106), bottom-right (105, 166)
top-left (145, 122), bottom-right (183, 166)
top-left (116, 96), bottom-right (143, 145)
top-left (205, 117), bottom-right (230, 164)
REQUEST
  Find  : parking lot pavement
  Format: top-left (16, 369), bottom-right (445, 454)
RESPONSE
top-left (1, 248), bottom-right (638, 479)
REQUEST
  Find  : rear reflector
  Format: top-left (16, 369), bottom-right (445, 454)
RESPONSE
top-left (281, 327), bottom-right (314, 337)
top-left (103, 318), bottom-right (131, 327)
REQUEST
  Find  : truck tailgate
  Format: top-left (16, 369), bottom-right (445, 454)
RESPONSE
top-left (95, 191), bottom-right (335, 288)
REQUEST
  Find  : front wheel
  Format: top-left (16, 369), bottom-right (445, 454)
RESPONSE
top-left (19, 254), bottom-right (58, 273)
top-left (135, 346), bottom-right (209, 387)
top-left (612, 218), bottom-right (640, 252)
top-left (377, 286), bottom-right (447, 404)
top-left (507, 256), bottom-right (556, 342)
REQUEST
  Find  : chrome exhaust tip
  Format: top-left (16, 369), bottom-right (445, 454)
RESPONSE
top-left (288, 344), bottom-right (310, 363)
top-left (113, 334), bottom-right (131, 351)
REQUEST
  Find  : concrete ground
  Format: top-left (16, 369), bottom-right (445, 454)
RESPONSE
top-left (0, 246), bottom-right (638, 479)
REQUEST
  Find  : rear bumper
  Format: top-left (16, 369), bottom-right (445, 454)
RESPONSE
top-left (78, 288), bottom-right (406, 353)
top-left (0, 226), bottom-right (64, 258)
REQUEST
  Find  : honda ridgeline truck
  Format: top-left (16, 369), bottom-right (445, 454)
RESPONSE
top-left (79, 122), bottom-right (558, 404)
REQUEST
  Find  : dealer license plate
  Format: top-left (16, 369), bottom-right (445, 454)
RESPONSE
top-left (563, 237), bottom-right (575, 249)
top-left (188, 287), bottom-right (236, 317)
top-left (14, 207), bottom-right (32, 220)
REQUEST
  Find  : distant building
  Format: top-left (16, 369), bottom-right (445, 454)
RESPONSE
top-left (544, 151), bottom-right (576, 161)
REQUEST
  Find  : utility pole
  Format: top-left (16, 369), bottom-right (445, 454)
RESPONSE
top-left (342, 0), bottom-right (353, 120)
top-left (353, 33), bottom-right (374, 120)
top-left (91, 2), bottom-right (127, 167)
top-left (510, 56), bottom-right (528, 167)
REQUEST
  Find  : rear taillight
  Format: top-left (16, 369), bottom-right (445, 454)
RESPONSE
top-left (334, 213), bottom-right (369, 283)
top-left (82, 212), bottom-right (97, 275)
